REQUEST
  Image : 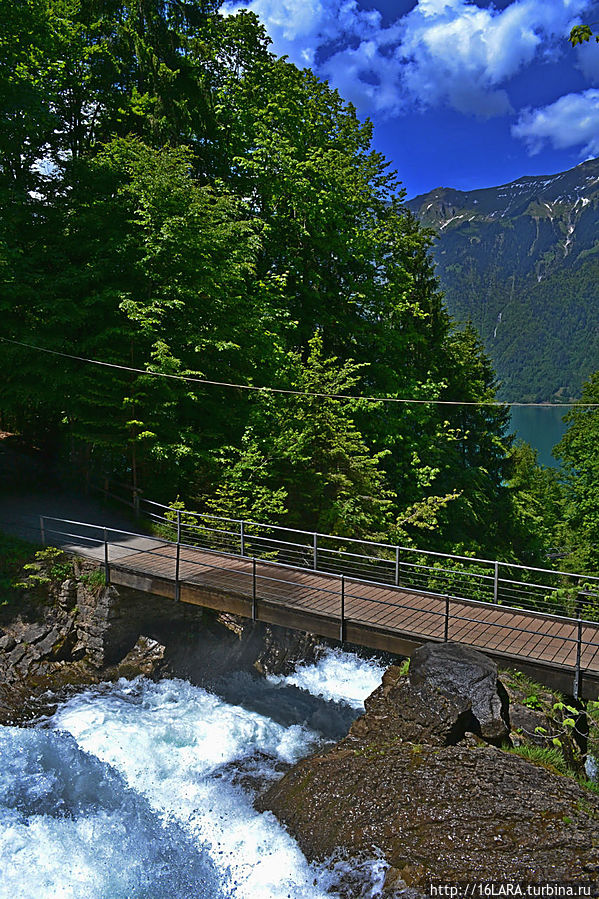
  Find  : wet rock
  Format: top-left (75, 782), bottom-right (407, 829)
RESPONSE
top-left (410, 641), bottom-right (510, 744)
top-left (108, 636), bottom-right (166, 679)
top-left (258, 646), bottom-right (599, 884)
top-left (259, 696), bottom-right (599, 885)
top-left (352, 665), bottom-right (473, 746)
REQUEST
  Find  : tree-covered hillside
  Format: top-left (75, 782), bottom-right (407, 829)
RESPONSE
top-left (408, 160), bottom-right (599, 402)
top-left (0, 0), bottom-right (581, 567)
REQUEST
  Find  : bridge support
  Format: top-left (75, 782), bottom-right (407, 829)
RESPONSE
top-left (444, 595), bottom-right (450, 642)
top-left (104, 528), bottom-right (110, 585)
top-left (574, 618), bottom-right (583, 700)
top-left (339, 575), bottom-right (345, 643)
top-left (252, 557), bottom-right (257, 621)
top-left (175, 510), bottom-right (181, 601)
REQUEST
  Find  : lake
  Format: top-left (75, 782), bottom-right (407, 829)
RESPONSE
top-left (509, 405), bottom-right (569, 468)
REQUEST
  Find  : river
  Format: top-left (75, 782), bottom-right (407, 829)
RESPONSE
top-left (0, 649), bottom-right (389, 899)
top-left (509, 406), bottom-right (569, 467)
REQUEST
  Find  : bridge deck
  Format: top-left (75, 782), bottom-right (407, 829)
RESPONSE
top-left (109, 540), bottom-right (599, 695)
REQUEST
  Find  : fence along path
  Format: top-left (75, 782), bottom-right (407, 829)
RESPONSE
top-left (37, 493), bottom-right (599, 700)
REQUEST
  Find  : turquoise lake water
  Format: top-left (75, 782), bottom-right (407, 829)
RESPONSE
top-left (509, 406), bottom-right (569, 468)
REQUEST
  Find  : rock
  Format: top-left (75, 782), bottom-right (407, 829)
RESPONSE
top-left (410, 641), bottom-right (510, 744)
top-left (35, 627), bottom-right (61, 657)
top-left (109, 636), bottom-right (166, 679)
top-left (259, 697), bottom-right (599, 884)
top-left (57, 578), bottom-right (78, 611)
top-left (7, 644), bottom-right (27, 667)
top-left (0, 634), bottom-right (16, 652)
top-left (352, 665), bottom-right (473, 746)
top-left (19, 622), bottom-right (50, 645)
top-left (258, 646), bottom-right (599, 883)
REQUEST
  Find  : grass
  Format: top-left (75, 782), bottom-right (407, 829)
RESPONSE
top-left (507, 743), bottom-right (572, 776)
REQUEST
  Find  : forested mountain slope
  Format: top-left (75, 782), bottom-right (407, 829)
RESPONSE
top-left (407, 158), bottom-right (599, 402)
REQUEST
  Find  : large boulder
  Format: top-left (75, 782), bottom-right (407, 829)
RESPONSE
top-left (352, 665), bottom-right (474, 747)
top-left (257, 643), bottom-right (599, 887)
top-left (410, 641), bottom-right (510, 744)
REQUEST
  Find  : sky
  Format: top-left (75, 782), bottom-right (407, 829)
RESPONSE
top-left (222, 0), bottom-right (599, 198)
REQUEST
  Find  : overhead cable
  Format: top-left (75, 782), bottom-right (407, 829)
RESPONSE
top-left (1, 336), bottom-right (597, 408)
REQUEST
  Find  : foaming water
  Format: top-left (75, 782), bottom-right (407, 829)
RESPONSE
top-left (0, 726), bottom-right (220, 899)
top-left (49, 678), bottom-right (332, 899)
top-left (269, 647), bottom-right (387, 709)
top-left (1, 649), bottom-right (390, 898)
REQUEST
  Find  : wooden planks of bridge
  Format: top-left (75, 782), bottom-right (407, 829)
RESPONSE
top-left (108, 539), bottom-right (599, 699)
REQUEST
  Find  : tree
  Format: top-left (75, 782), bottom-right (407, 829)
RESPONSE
top-left (205, 333), bottom-right (394, 538)
top-left (569, 24), bottom-right (599, 46)
top-left (554, 373), bottom-right (599, 573)
top-left (0, 0), bottom-right (540, 560)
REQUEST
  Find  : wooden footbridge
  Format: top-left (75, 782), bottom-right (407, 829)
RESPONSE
top-left (38, 497), bottom-right (599, 699)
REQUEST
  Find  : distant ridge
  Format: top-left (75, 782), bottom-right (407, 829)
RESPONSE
top-left (407, 158), bottom-right (599, 402)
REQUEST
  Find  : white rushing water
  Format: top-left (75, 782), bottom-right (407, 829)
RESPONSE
top-left (0, 648), bottom-right (389, 899)
top-left (269, 647), bottom-right (387, 710)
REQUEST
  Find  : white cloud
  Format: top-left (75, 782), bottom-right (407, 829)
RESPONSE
top-left (223, 0), bottom-right (593, 118)
top-left (512, 88), bottom-right (599, 156)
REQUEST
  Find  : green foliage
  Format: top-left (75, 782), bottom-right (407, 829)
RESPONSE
top-left (0, 0), bottom-right (544, 563)
top-left (569, 25), bottom-right (599, 46)
top-left (398, 659), bottom-right (410, 677)
top-left (79, 568), bottom-right (106, 589)
top-left (205, 333), bottom-right (394, 537)
top-left (508, 744), bottom-right (572, 776)
top-left (554, 373), bottom-right (599, 574)
top-left (14, 547), bottom-right (72, 590)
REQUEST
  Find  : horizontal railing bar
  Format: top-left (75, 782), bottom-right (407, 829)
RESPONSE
top-left (87, 490), bottom-right (599, 586)
top-left (42, 528), bottom-right (104, 545)
top-left (38, 516), bottom-right (599, 630)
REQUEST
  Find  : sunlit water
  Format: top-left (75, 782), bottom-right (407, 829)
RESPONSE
top-left (0, 648), bottom-right (388, 899)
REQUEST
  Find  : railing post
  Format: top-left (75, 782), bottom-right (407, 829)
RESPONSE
top-left (240, 520), bottom-right (245, 557)
top-left (133, 491), bottom-right (140, 519)
top-left (493, 561), bottom-right (499, 604)
top-left (340, 575), bottom-right (345, 643)
top-left (444, 595), bottom-right (450, 642)
top-left (313, 533), bottom-right (318, 570)
top-left (40, 516), bottom-right (45, 547)
top-left (252, 557), bottom-right (257, 621)
top-left (573, 617), bottom-right (583, 700)
top-left (175, 510), bottom-right (181, 601)
top-left (395, 546), bottom-right (400, 587)
top-left (104, 528), bottom-right (110, 585)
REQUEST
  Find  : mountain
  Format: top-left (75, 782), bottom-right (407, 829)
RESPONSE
top-left (407, 158), bottom-right (599, 402)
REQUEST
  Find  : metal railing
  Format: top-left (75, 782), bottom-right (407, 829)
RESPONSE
top-left (134, 498), bottom-right (599, 621)
top-left (32, 512), bottom-right (599, 699)
top-left (88, 476), bottom-right (142, 515)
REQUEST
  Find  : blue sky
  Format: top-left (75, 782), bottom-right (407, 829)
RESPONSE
top-left (223, 0), bottom-right (599, 197)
